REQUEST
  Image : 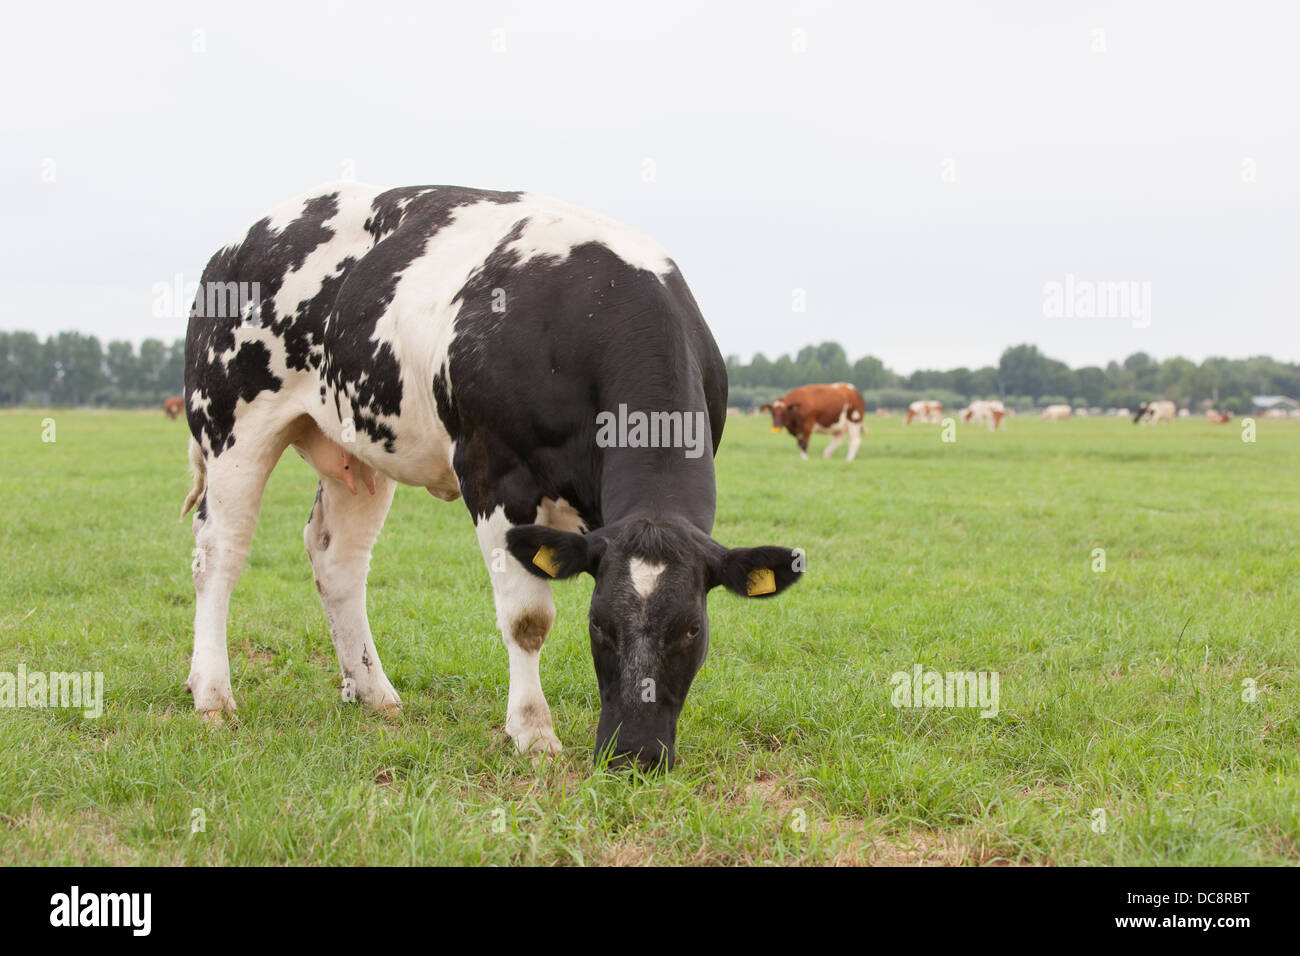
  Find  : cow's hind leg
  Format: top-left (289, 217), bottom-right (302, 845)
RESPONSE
top-left (822, 429), bottom-right (844, 459)
top-left (474, 507), bottom-right (562, 756)
top-left (303, 471), bottom-right (400, 713)
top-left (845, 420), bottom-right (863, 460)
top-left (187, 432), bottom-right (287, 718)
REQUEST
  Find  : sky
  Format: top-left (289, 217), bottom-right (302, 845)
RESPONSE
top-left (1, 0), bottom-right (1296, 374)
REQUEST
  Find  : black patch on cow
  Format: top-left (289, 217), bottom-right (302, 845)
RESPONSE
top-left (439, 237), bottom-right (727, 534)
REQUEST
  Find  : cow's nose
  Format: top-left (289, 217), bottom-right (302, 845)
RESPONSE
top-left (602, 740), bottom-right (674, 773)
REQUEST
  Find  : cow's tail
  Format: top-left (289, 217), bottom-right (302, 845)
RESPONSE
top-left (181, 437), bottom-right (206, 519)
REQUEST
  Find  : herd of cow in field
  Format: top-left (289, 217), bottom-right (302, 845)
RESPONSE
top-left (755, 383), bottom-right (1248, 460)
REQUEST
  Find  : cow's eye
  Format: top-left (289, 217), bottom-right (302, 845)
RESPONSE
top-left (590, 622), bottom-right (612, 645)
top-left (685, 624), bottom-right (701, 641)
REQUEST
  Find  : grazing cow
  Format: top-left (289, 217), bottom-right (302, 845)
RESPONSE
top-left (1207, 410), bottom-right (1232, 424)
top-left (1133, 400), bottom-right (1176, 424)
top-left (1041, 404), bottom-right (1071, 421)
top-left (180, 182), bottom-right (802, 771)
top-left (163, 396), bottom-right (184, 419)
top-left (761, 382), bottom-right (866, 460)
top-left (960, 399), bottom-right (1006, 431)
top-left (904, 399), bottom-right (943, 425)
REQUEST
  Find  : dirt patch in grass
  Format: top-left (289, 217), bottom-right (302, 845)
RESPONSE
top-left (731, 771), bottom-right (1034, 866)
top-left (3, 805), bottom-right (188, 865)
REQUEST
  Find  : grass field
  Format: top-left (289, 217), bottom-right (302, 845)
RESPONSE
top-left (1, 409), bottom-right (1297, 865)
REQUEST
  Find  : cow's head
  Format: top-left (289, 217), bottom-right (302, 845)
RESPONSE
top-left (1133, 402), bottom-right (1150, 423)
top-left (506, 518), bottom-right (801, 771)
top-left (761, 398), bottom-right (797, 433)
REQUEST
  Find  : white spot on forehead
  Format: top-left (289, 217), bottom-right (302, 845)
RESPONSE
top-left (628, 557), bottom-right (666, 600)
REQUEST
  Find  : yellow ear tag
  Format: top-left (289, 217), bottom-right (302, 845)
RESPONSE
top-left (533, 546), bottom-right (562, 578)
top-left (745, 567), bottom-right (776, 596)
top-left (770, 427), bottom-right (781, 433)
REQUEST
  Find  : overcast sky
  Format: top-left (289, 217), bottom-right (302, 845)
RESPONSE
top-left (2, 1), bottom-right (1296, 373)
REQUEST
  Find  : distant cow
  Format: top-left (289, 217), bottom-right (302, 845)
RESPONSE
top-left (960, 399), bottom-right (1006, 430)
top-left (1207, 410), bottom-right (1232, 424)
top-left (1041, 404), bottom-right (1072, 421)
top-left (1134, 400), bottom-right (1176, 424)
top-left (762, 382), bottom-right (866, 460)
top-left (163, 396), bottom-right (184, 419)
top-left (904, 399), bottom-right (943, 425)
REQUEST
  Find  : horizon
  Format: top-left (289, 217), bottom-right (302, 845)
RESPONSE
top-left (4, 323), bottom-right (1297, 380)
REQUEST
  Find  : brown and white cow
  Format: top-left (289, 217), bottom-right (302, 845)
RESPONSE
top-left (761, 382), bottom-right (866, 460)
top-left (163, 396), bottom-right (184, 419)
top-left (903, 399), bottom-right (943, 425)
top-left (960, 399), bottom-right (1006, 430)
top-left (1040, 404), bottom-right (1072, 421)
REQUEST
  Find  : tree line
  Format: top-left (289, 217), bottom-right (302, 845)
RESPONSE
top-left (0, 331), bottom-right (184, 406)
top-left (1, 330), bottom-right (1296, 415)
top-left (726, 342), bottom-right (1300, 414)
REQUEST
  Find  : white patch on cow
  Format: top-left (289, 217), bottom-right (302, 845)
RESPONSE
top-left (504, 196), bottom-right (674, 276)
top-left (629, 557), bottom-right (666, 599)
top-left (272, 183), bottom-right (379, 326)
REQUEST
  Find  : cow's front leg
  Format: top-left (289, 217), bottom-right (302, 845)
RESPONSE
top-left (475, 508), bottom-right (562, 756)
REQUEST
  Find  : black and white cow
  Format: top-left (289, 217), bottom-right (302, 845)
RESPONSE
top-left (181, 183), bottom-right (801, 770)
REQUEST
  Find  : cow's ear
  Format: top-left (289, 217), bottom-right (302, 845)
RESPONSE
top-left (760, 403), bottom-right (772, 412)
top-left (506, 526), bottom-right (604, 580)
top-left (709, 545), bottom-right (802, 598)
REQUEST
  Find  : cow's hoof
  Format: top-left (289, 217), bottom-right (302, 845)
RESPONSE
top-left (198, 708), bottom-right (232, 727)
top-left (372, 699), bottom-right (403, 722)
top-left (511, 726), bottom-right (563, 758)
top-left (363, 686), bottom-right (402, 719)
top-left (187, 676), bottom-right (236, 718)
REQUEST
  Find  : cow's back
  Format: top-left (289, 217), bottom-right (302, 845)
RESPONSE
top-left (185, 183), bottom-right (727, 523)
